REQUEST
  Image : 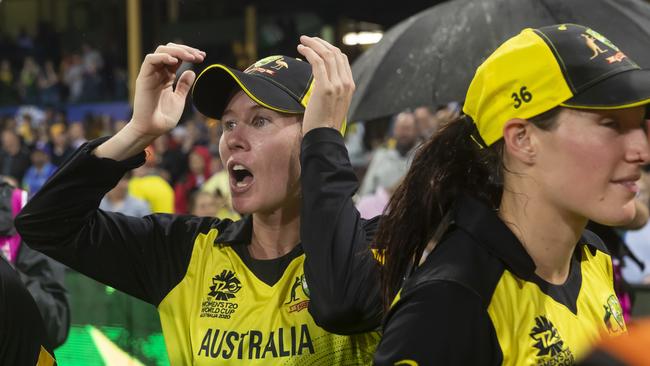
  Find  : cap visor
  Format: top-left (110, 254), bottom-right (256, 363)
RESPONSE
top-left (562, 69), bottom-right (650, 110)
top-left (191, 64), bottom-right (305, 119)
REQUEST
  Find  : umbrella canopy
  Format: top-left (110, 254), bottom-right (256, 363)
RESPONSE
top-left (349, 0), bottom-right (650, 122)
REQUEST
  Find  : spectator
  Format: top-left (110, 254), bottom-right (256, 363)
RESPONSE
top-left (17, 57), bottom-right (40, 105)
top-left (174, 145), bottom-right (211, 214)
top-left (414, 106), bottom-right (438, 139)
top-left (62, 53), bottom-right (84, 103)
top-left (37, 60), bottom-right (61, 107)
top-left (153, 133), bottom-right (187, 185)
top-left (22, 141), bottom-right (57, 198)
top-left (81, 42), bottom-right (104, 72)
top-left (188, 190), bottom-right (218, 217)
top-left (129, 152), bottom-right (175, 214)
top-left (68, 121), bottom-right (87, 148)
top-left (0, 129), bottom-right (31, 182)
top-left (79, 61), bottom-right (103, 102)
top-left (100, 172), bottom-right (151, 217)
top-left (0, 59), bottom-right (17, 105)
top-left (112, 67), bottom-right (128, 100)
top-left (359, 111), bottom-right (419, 196)
top-left (15, 28), bottom-right (34, 56)
top-left (49, 123), bottom-right (74, 167)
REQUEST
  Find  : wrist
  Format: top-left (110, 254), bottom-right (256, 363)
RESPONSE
top-left (94, 122), bottom-right (157, 160)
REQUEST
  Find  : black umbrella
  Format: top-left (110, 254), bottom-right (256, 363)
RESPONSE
top-left (349, 0), bottom-right (650, 122)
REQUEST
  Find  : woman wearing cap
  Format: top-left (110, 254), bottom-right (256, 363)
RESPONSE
top-left (373, 24), bottom-right (650, 365)
top-left (15, 37), bottom-right (381, 365)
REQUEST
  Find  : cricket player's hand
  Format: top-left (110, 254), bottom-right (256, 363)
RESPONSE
top-left (95, 43), bottom-right (205, 160)
top-left (297, 36), bottom-right (354, 134)
top-left (131, 43), bottom-right (205, 137)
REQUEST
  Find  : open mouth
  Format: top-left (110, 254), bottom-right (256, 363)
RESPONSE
top-left (230, 164), bottom-right (254, 189)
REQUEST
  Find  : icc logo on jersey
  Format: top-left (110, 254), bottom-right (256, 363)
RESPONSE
top-left (529, 316), bottom-right (574, 366)
top-left (209, 269), bottom-right (242, 300)
top-left (201, 269), bottom-right (242, 319)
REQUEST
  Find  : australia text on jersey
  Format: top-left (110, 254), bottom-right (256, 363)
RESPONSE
top-left (197, 324), bottom-right (315, 360)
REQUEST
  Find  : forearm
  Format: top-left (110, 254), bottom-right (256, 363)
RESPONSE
top-left (94, 122), bottom-right (157, 161)
top-left (301, 127), bottom-right (382, 333)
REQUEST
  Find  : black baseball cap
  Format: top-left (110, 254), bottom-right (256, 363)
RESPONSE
top-left (192, 55), bottom-right (314, 119)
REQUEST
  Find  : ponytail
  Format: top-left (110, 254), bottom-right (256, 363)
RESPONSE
top-left (375, 115), bottom-right (504, 308)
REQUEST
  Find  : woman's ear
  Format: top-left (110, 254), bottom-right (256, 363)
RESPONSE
top-left (503, 118), bottom-right (536, 165)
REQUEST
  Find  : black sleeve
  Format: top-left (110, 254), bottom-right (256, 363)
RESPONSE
top-left (0, 256), bottom-right (54, 365)
top-left (15, 138), bottom-right (215, 306)
top-left (373, 281), bottom-right (502, 366)
top-left (15, 243), bottom-right (70, 349)
top-left (300, 127), bottom-right (382, 334)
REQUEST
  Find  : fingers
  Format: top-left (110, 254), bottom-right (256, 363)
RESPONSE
top-left (165, 42), bottom-right (206, 59)
top-left (297, 43), bottom-right (331, 94)
top-left (141, 43), bottom-right (206, 76)
top-left (144, 53), bottom-right (180, 67)
top-left (140, 53), bottom-right (181, 79)
top-left (174, 70), bottom-right (197, 99)
top-left (154, 44), bottom-right (204, 63)
top-left (298, 36), bottom-right (353, 97)
top-left (299, 36), bottom-right (340, 91)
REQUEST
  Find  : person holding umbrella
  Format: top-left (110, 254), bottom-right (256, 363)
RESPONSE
top-left (374, 24), bottom-right (650, 365)
top-left (15, 36), bottom-right (381, 365)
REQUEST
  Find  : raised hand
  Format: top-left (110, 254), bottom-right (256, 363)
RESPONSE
top-left (297, 36), bottom-right (355, 134)
top-left (131, 43), bottom-right (205, 137)
top-left (95, 43), bottom-right (205, 160)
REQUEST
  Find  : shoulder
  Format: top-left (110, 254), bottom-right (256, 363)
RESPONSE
top-left (402, 227), bottom-right (506, 308)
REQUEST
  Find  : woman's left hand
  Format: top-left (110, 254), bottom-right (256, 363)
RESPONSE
top-left (297, 36), bottom-right (355, 134)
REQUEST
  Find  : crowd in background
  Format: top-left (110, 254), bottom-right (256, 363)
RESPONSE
top-left (0, 98), bottom-right (460, 218)
top-left (0, 23), bottom-right (127, 106)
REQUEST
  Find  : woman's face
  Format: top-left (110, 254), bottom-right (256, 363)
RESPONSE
top-left (532, 106), bottom-right (649, 226)
top-left (218, 91), bottom-right (302, 215)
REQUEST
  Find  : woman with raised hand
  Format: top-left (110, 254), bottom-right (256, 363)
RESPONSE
top-left (16, 36), bottom-right (381, 365)
top-left (374, 24), bottom-right (650, 365)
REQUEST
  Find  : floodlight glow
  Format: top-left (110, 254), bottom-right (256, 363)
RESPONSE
top-left (342, 31), bottom-right (383, 46)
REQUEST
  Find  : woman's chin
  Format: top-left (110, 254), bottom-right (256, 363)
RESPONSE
top-left (231, 200), bottom-right (255, 216)
top-left (591, 205), bottom-right (637, 227)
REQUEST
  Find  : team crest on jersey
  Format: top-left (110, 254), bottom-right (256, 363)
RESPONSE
top-left (603, 294), bottom-right (626, 334)
top-left (285, 274), bottom-right (310, 313)
top-left (529, 316), bottom-right (574, 366)
top-left (201, 269), bottom-right (242, 319)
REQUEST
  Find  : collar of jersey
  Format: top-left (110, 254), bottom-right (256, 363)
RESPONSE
top-left (215, 214), bottom-right (253, 245)
top-left (453, 194), bottom-right (602, 280)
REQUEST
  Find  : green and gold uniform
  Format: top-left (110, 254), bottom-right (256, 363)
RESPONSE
top-left (16, 128), bottom-right (382, 365)
top-left (374, 195), bottom-right (626, 366)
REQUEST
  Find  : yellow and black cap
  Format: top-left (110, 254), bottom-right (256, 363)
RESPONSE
top-left (192, 55), bottom-right (314, 120)
top-left (464, 24), bottom-right (650, 146)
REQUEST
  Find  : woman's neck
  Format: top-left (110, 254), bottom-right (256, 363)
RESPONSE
top-left (249, 202), bottom-right (301, 260)
top-left (499, 190), bottom-right (586, 285)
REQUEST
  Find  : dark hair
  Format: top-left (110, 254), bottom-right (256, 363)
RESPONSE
top-left (375, 108), bottom-right (560, 308)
